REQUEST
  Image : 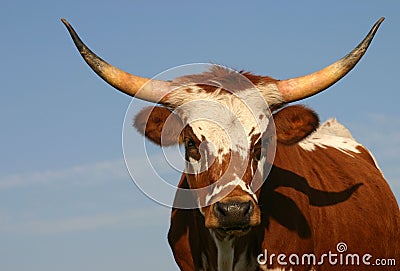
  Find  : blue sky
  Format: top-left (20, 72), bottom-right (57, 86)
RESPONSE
top-left (1, 1), bottom-right (399, 270)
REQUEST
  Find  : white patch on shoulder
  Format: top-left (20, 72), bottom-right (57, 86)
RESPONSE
top-left (299, 118), bottom-right (361, 156)
top-left (316, 118), bottom-right (355, 138)
top-left (299, 118), bottom-right (384, 174)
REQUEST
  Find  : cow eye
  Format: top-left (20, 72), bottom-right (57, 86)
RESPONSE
top-left (184, 138), bottom-right (201, 161)
top-left (186, 138), bottom-right (196, 149)
top-left (252, 138), bottom-right (268, 161)
top-left (253, 146), bottom-right (261, 161)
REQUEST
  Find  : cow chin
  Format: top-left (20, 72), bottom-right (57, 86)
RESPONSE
top-left (203, 196), bottom-right (261, 239)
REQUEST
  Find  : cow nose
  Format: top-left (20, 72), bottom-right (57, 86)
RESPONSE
top-left (214, 201), bottom-right (253, 226)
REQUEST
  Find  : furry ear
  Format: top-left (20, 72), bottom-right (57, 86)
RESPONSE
top-left (273, 105), bottom-right (319, 145)
top-left (134, 106), bottom-right (183, 146)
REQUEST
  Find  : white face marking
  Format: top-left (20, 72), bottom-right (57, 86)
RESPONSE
top-left (177, 89), bottom-right (270, 205)
top-left (179, 88), bottom-right (269, 160)
top-left (188, 156), bottom-right (202, 174)
top-left (251, 154), bottom-right (267, 192)
top-left (204, 174), bottom-right (258, 206)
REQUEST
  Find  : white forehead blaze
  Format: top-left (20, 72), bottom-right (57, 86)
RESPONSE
top-left (173, 86), bottom-right (272, 162)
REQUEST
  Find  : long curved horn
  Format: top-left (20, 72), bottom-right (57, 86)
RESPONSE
top-left (61, 19), bottom-right (172, 103)
top-left (277, 17), bottom-right (385, 103)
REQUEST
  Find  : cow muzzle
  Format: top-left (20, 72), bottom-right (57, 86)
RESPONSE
top-left (209, 198), bottom-right (260, 237)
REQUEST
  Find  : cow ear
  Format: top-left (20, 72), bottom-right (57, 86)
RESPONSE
top-left (273, 105), bottom-right (319, 145)
top-left (134, 106), bottom-right (183, 146)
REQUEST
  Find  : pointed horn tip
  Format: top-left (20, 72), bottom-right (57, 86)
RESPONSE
top-left (61, 18), bottom-right (87, 54)
top-left (277, 17), bottom-right (386, 103)
top-left (60, 18), bottom-right (76, 36)
top-left (358, 17), bottom-right (385, 52)
top-left (61, 18), bottom-right (70, 28)
top-left (61, 18), bottom-right (79, 39)
top-left (373, 17), bottom-right (385, 31)
top-left (369, 17), bottom-right (385, 37)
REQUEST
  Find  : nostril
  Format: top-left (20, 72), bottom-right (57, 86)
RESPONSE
top-left (214, 202), bottom-right (228, 217)
top-left (242, 201), bottom-right (252, 216)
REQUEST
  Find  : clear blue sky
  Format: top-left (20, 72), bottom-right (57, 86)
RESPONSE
top-left (1, 1), bottom-right (399, 270)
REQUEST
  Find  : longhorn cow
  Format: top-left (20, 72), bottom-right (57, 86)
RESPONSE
top-left (62, 17), bottom-right (399, 271)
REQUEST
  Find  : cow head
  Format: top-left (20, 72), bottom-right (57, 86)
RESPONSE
top-left (134, 94), bottom-right (319, 238)
top-left (62, 18), bottom-right (384, 238)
